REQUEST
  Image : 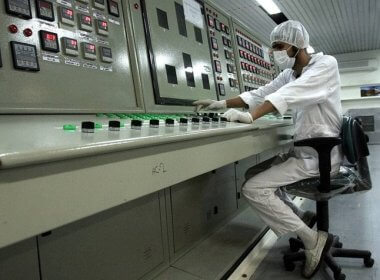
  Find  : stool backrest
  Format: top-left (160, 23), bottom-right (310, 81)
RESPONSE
top-left (341, 116), bottom-right (370, 164)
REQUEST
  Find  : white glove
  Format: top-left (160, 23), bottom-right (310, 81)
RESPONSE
top-left (223, 109), bottom-right (253, 124)
top-left (193, 99), bottom-right (227, 112)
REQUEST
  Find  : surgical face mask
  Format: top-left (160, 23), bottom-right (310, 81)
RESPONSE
top-left (273, 46), bottom-right (299, 70)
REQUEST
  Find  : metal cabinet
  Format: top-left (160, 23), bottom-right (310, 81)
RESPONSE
top-left (168, 164), bottom-right (237, 259)
top-left (0, 238), bottom-right (40, 280)
top-left (38, 192), bottom-right (168, 280)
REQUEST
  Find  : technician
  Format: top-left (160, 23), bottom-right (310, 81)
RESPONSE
top-left (194, 20), bottom-right (343, 278)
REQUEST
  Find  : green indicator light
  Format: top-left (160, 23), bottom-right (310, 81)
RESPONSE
top-left (63, 124), bottom-right (76, 131)
top-left (95, 123), bottom-right (103, 129)
top-left (120, 122), bottom-right (125, 127)
top-left (96, 113), bottom-right (105, 117)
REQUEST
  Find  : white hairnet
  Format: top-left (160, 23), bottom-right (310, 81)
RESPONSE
top-left (270, 20), bottom-right (309, 49)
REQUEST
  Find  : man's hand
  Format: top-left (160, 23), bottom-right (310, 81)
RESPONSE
top-left (223, 109), bottom-right (253, 124)
top-left (193, 99), bottom-right (227, 112)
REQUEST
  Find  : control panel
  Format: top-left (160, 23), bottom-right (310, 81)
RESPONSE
top-left (204, 2), bottom-right (239, 100)
top-left (232, 20), bottom-right (276, 92)
top-left (140, 0), bottom-right (217, 106)
top-left (0, 0), bottom-right (141, 113)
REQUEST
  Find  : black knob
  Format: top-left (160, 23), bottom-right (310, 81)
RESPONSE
top-left (220, 117), bottom-right (227, 122)
top-left (212, 117), bottom-right (219, 122)
top-left (82, 121), bottom-right (95, 133)
top-left (208, 113), bottom-right (216, 118)
top-left (150, 119), bottom-right (159, 127)
top-left (202, 117), bottom-right (210, 123)
top-left (131, 119), bottom-right (142, 128)
top-left (192, 117), bottom-right (200, 123)
top-left (165, 118), bottom-right (175, 126)
top-left (179, 118), bottom-right (188, 125)
top-left (109, 120), bottom-right (120, 131)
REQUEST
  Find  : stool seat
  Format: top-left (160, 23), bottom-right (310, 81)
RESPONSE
top-left (282, 166), bottom-right (358, 201)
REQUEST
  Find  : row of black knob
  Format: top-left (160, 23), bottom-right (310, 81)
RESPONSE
top-left (81, 117), bottom-right (228, 132)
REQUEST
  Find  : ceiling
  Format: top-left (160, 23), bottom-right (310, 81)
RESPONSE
top-left (213, 0), bottom-right (380, 55)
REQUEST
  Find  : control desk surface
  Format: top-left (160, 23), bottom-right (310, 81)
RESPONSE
top-left (0, 114), bottom-right (293, 169)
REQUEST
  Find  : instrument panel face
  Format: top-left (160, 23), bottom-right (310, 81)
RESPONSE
top-left (141, 0), bottom-right (217, 106)
top-left (204, 2), bottom-right (240, 100)
top-left (231, 20), bottom-right (277, 92)
top-left (0, 0), bottom-right (140, 113)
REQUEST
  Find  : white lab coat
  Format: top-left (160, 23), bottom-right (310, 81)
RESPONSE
top-left (240, 53), bottom-right (344, 236)
top-left (240, 52), bottom-right (343, 171)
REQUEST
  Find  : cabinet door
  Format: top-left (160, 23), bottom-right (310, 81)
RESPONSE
top-left (0, 238), bottom-right (40, 280)
top-left (38, 193), bottom-right (166, 280)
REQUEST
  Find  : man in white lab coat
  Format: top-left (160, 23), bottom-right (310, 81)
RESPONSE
top-left (194, 20), bottom-right (343, 278)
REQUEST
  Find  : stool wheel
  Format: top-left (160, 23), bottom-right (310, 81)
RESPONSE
top-left (364, 257), bottom-right (374, 267)
top-left (289, 238), bottom-right (302, 252)
top-left (283, 258), bottom-right (296, 271)
top-left (334, 272), bottom-right (346, 280)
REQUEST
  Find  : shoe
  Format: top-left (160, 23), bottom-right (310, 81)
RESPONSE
top-left (301, 211), bottom-right (317, 228)
top-left (302, 231), bottom-right (334, 278)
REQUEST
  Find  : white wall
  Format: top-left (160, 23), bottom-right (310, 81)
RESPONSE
top-left (333, 50), bottom-right (380, 113)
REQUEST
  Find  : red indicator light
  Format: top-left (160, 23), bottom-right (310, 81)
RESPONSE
top-left (101, 21), bottom-right (107, 27)
top-left (89, 44), bottom-right (95, 50)
top-left (8, 24), bottom-right (18, 33)
top-left (84, 16), bottom-right (91, 22)
top-left (45, 33), bottom-right (56, 40)
top-left (71, 40), bottom-right (77, 46)
top-left (23, 28), bottom-right (33, 37)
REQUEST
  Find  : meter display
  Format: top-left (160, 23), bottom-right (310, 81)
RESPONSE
top-left (207, 15), bottom-right (214, 28)
top-left (79, 14), bottom-right (93, 32)
top-left (214, 60), bottom-right (221, 73)
top-left (99, 46), bottom-right (112, 62)
top-left (224, 26), bottom-right (230, 35)
top-left (227, 63), bottom-right (233, 73)
top-left (36, 0), bottom-right (54, 21)
top-left (39, 30), bottom-right (59, 52)
top-left (96, 20), bottom-right (108, 36)
top-left (218, 84), bottom-right (225, 96)
top-left (60, 7), bottom-right (74, 25)
top-left (211, 37), bottom-right (218, 50)
top-left (10, 41), bottom-right (40, 71)
top-left (62, 37), bottom-right (78, 56)
top-left (107, 0), bottom-right (119, 17)
top-left (5, 0), bottom-right (32, 18)
top-left (224, 50), bottom-right (230, 59)
top-left (214, 19), bottom-right (220, 31)
top-left (82, 42), bottom-right (96, 60)
top-left (93, 0), bottom-right (105, 9)
top-left (222, 36), bottom-right (228, 46)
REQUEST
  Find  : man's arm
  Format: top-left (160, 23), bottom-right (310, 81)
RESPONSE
top-left (226, 96), bottom-right (248, 108)
top-left (251, 101), bottom-right (277, 121)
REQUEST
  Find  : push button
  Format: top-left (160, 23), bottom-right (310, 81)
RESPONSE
top-left (63, 124), bottom-right (76, 131)
top-left (109, 120), bottom-right (120, 131)
top-left (179, 118), bottom-right (188, 125)
top-left (131, 119), bottom-right (142, 129)
top-left (149, 119), bottom-right (159, 128)
top-left (202, 117), bottom-right (210, 123)
top-left (165, 118), bottom-right (174, 127)
top-left (81, 121), bottom-right (95, 133)
top-left (192, 117), bottom-right (200, 124)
